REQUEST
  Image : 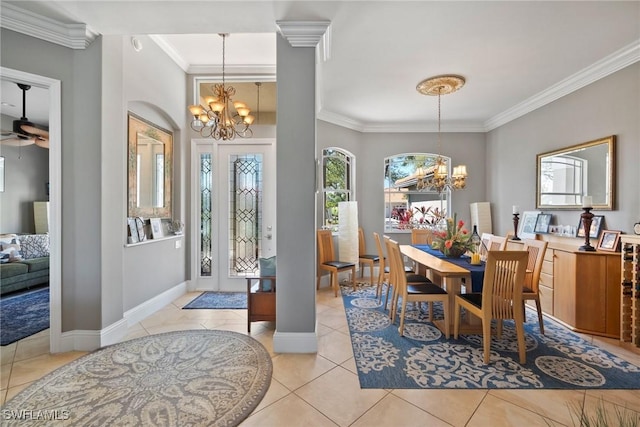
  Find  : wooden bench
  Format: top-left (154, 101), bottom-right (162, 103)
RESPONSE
top-left (246, 276), bottom-right (276, 332)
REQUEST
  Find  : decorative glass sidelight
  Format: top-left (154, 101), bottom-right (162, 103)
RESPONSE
top-left (229, 154), bottom-right (262, 275)
top-left (200, 154), bottom-right (212, 276)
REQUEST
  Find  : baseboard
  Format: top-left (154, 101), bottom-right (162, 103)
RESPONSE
top-left (123, 281), bottom-right (188, 326)
top-left (56, 281), bottom-right (189, 352)
top-left (273, 323), bottom-right (318, 353)
top-left (58, 330), bottom-right (101, 352)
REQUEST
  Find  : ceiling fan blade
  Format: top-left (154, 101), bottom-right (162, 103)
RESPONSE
top-left (1, 135), bottom-right (36, 147)
top-left (35, 137), bottom-right (50, 149)
top-left (20, 124), bottom-right (49, 139)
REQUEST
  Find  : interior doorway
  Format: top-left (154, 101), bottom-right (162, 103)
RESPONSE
top-left (1, 67), bottom-right (62, 352)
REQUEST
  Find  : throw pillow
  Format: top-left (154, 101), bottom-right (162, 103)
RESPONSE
top-left (19, 234), bottom-right (50, 259)
top-left (258, 256), bottom-right (276, 292)
top-left (0, 243), bottom-right (23, 262)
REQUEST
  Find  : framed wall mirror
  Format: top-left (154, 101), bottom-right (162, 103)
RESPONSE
top-left (128, 113), bottom-right (173, 218)
top-left (536, 135), bottom-right (615, 210)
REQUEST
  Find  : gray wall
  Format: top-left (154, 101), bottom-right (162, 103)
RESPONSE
top-left (1, 28), bottom-right (103, 331)
top-left (317, 122), bottom-right (487, 247)
top-left (0, 126), bottom-right (49, 233)
top-left (487, 63), bottom-right (640, 236)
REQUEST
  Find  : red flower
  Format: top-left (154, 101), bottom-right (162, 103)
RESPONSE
top-left (444, 240), bottom-right (453, 249)
top-left (458, 220), bottom-right (464, 229)
top-left (462, 229), bottom-right (468, 235)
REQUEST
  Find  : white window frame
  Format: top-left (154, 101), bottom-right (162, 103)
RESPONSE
top-left (321, 148), bottom-right (355, 232)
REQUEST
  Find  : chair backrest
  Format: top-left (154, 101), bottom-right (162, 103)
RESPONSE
top-left (373, 232), bottom-right (385, 271)
top-left (480, 233), bottom-right (493, 258)
top-left (488, 235), bottom-right (507, 251)
top-left (358, 227), bottom-right (368, 255)
top-left (522, 239), bottom-right (548, 293)
top-left (411, 229), bottom-right (433, 245)
top-left (317, 229), bottom-right (336, 264)
top-left (385, 238), bottom-right (404, 290)
top-left (482, 251), bottom-right (529, 320)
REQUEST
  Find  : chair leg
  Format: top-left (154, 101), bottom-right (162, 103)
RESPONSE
top-left (454, 301), bottom-right (461, 339)
top-left (535, 298), bottom-right (545, 335)
top-left (515, 319), bottom-right (527, 364)
top-left (427, 301), bottom-right (434, 322)
top-left (398, 300), bottom-right (407, 336)
top-left (441, 299), bottom-right (450, 339)
top-left (482, 318), bottom-right (492, 364)
top-left (351, 266), bottom-right (357, 292)
top-left (332, 272), bottom-right (338, 297)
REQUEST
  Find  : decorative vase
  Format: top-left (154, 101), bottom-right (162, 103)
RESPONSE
top-left (443, 246), bottom-right (466, 258)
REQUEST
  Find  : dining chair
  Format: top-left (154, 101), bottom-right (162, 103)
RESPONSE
top-left (411, 229), bottom-right (433, 245)
top-left (383, 235), bottom-right (431, 313)
top-left (488, 235), bottom-right (508, 251)
top-left (386, 238), bottom-right (449, 338)
top-left (317, 229), bottom-right (357, 297)
top-left (372, 232), bottom-right (389, 299)
top-left (358, 228), bottom-right (380, 286)
top-left (480, 233), bottom-right (493, 260)
top-left (521, 238), bottom-right (548, 334)
top-left (454, 250), bottom-right (529, 364)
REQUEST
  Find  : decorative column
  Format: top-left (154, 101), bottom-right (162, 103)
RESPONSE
top-left (274, 21), bottom-right (330, 353)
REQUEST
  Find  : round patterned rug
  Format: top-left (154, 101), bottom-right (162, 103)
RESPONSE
top-left (3, 330), bottom-right (272, 426)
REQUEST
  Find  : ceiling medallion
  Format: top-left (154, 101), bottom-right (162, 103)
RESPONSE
top-left (416, 75), bottom-right (465, 96)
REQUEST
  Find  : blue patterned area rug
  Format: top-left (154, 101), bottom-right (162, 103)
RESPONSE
top-left (0, 287), bottom-right (49, 346)
top-left (341, 284), bottom-right (640, 389)
top-left (183, 292), bottom-right (247, 309)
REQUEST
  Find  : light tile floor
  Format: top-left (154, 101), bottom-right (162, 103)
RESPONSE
top-left (2, 282), bottom-right (640, 426)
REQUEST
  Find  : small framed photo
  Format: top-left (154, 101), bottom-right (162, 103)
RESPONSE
top-left (534, 213), bottom-right (552, 234)
top-left (576, 215), bottom-right (604, 239)
top-left (519, 211), bottom-right (540, 239)
top-left (597, 230), bottom-right (621, 252)
top-left (127, 218), bottom-right (139, 244)
top-left (150, 218), bottom-right (164, 239)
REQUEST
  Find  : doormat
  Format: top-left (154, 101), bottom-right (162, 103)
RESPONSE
top-left (183, 292), bottom-right (247, 309)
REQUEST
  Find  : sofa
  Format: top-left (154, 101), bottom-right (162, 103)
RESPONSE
top-left (0, 234), bottom-right (50, 296)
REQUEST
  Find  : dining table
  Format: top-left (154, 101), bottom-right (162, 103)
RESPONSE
top-left (400, 244), bottom-right (486, 335)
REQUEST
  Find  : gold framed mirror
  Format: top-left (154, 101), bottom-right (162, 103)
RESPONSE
top-left (127, 113), bottom-right (173, 218)
top-left (536, 135), bottom-right (615, 210)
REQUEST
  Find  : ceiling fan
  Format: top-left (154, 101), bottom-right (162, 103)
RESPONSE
top-left (1, 83), bottom-right (50, 149)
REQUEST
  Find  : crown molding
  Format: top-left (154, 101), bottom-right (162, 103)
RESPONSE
top-left (276, 21), bottom-right (331, 48)
top-left (0, 3), bottom-right (98, 49)
top-left (317, 109), bottom-right (485, 133)
top-left (485, 38), bottom-right (640, 131)
top-left (149, 35), bottom-right (190, 72)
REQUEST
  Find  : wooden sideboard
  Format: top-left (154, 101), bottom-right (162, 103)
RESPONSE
top-left (527, 240), bottom-right (620, 338)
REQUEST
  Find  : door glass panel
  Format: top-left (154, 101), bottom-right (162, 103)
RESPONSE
top-left (200, 153), bottom-right (212, 276)
top-left (230, 154), bottom-right (263, 275)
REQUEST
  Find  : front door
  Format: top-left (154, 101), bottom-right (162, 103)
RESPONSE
top-left (194, 139), bottom-right (276, 292)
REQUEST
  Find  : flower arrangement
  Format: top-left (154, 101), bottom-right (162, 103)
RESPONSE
top-left (430, 213), bottom-right (475, 258)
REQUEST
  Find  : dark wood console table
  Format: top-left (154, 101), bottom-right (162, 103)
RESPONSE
top-left (246, 276), bottom-right (276, 332)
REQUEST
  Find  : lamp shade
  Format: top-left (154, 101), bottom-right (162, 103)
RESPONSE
top-left (338, 201), bottom-right (359, 269)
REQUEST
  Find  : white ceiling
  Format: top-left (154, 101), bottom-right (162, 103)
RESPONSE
top-left (2, 1), bottom-right (639, 132)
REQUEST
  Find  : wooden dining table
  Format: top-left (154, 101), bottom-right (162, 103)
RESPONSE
top-left (400, 244), bottom-right (484, 335)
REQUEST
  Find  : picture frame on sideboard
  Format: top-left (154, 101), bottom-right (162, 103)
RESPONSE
top-left (576, 215), bottom-right (604, 239)
top-left (597, 230), bottom-right (621, 252)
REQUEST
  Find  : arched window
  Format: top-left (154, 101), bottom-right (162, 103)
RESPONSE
top-left (384, 153), bottom-right (450, 232)
top-left (322, 148), bottom-right (355, 231)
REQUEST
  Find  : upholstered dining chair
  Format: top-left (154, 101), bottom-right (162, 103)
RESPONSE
top-left (358, 228), bottom-right (380, 286)
top-left (522, 239), bottom-right (548, 334)
top-left (386, 238), bottom-right (449, 337)
top-left (382, 235), bottom-right (431, 313)
top-left (454, 250), bottom-right (529, 364)
top-left (317, 229), bottom-right (356, 297)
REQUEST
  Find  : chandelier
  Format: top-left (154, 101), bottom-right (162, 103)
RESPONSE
top-left (188, 34), bottom-right (254, 140)
top-left (415, 75), bottom-right (468, 193)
